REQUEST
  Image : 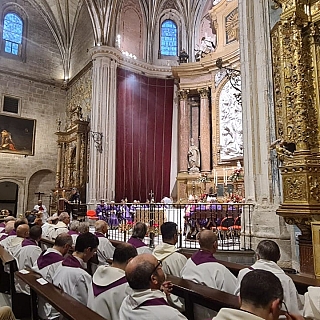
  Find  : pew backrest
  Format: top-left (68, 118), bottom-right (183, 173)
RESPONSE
top-left (15, 270), bottom-right (106, 320)
top-left (167, 274), bottom-right (239, 319)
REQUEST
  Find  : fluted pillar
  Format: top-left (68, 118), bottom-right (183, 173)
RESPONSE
top-left (88, 46), bottom-right (118, 204)
top-left (178, 89), bottom-right (189, 172)
top-left (198, 87), bottom-right (211, 172)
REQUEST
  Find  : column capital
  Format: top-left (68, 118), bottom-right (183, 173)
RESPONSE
top-left (178, 89), bottom-right (189, 100)
top-left (89, 45), bottom-right (121, 62)
top-left (198, 87), bottom-right (210, 98)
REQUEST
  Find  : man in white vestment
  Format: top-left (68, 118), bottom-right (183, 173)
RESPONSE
top-left (94, 220), bottom-right (115, 265)
top-left (67, 220), bottom-right (79, 245)
top-left (181, 230), bottom-right (237, 319)
top-left (119, 253), bottom-right (187, 320)
top-left (153, 222), bottom-right (187, 276)
top-left (32, 233), bottom-right (73, 320)
top-left (41, 214), bottom-right (59, 240)
top-left (235, 240), bottom-right (303, 316)
top-left (128, 222), bottom-right (152, 254)
top-left (87, 243), bottom-right (137, 320)
top-left (14, 225), bottom-right (42, 295)
top-left (5, 224), bottom-right (29, 256)
top-left (15, 225), bottom-right (42, 270)
top-left (214, 269), bottom-right (304, 320)
top-left (34, 199), bottom-right (48, 223)
top-left (0, 220), bottom-right (15, 241)
top-left (52, 232), bottom-right (99, 305)
top-left (0, 218), bottom-right (28, 250)
top-left (47, 212), bottom-right (70, 240)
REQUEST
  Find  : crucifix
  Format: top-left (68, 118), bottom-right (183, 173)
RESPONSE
top-left (149, 190), bottom-right (155, 203)
top-left (35, 192), bottom-right (44, 200)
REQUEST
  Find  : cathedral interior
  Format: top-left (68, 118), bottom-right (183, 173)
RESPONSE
top-left (1, 0), bottom-right (320, 276)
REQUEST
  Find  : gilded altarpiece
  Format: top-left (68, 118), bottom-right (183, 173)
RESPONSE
top-left (272, 0), bottom-right (320, 274)
top-left (51, 69), bottom-right (92, 210)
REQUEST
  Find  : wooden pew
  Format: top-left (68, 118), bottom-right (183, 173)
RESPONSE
top-left (0, 245), bottom-right (12, 293)
top-left (167, 274), bottom-right (239, 320)
top-left (15, 270), bottom-right (106, 320)
top-left (0, 246), bottom-right (31, 318)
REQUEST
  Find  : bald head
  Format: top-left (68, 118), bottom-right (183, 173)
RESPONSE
top-left (16, 224), bottom-right (30, 238)
top-left (198, 230), bottom-right (218, 252)
top-left (95, 220), bottom-right (108, 233)
top-left (126, 254), bottom-right (158, 290)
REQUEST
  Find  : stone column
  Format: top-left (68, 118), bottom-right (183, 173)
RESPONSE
top-left (88, 46), bottom-right (118, 205)
top-left (198, 87), bottom-right (211, 172)
top-left (238, 0), bottom-right (291, 261)
top-left (178, 89), bottom-right (189, 172)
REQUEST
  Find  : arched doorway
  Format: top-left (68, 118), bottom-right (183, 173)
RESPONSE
top-left (0, 181), bottom-right (19, 217)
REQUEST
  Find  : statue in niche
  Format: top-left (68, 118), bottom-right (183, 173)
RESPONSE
top-left (188, 138), bottom-right (200, 173)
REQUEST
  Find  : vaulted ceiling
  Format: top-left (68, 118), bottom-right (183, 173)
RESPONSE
top-left (27, 0), bottom-right (212, 77)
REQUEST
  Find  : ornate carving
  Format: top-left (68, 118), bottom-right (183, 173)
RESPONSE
top-left (198, 87), bottom-right (209, 99)
top-left (178, 89), bottom-right (189, 100)
top-left (283, 175), bottom-right (306, 201)
top-left (225, 8), bottom-right (239, 44)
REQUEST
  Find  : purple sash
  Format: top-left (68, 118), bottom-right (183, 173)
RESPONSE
top-left (140, 297), bottom-right (168, 307)
top-left (68, 230), bottom-right (79, 235)
top-left (0, 234), bottom-right (8, 241)
top-left (94, 232), bottom-right (105, 238)
top-left (128, 237), bottom-right (147, 249)
top-left (22, 238), bottom-right (38, 247)
top-left (37, 251), bottom-right (63, 270)
top-left (191, 250), bottom-right (218, 266)
top-left (8, 230), bottom-right (16, 236)
top-left (62, 255), bottom-right (83, 268)
top-left (92, 276), bottom-right (127, 297)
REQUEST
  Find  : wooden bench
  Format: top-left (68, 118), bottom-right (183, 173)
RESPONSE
top-left (15, 270), bottom-right (106, 320)
top-left (167, 274), bottom-right (239, 320)
top-left (0, 245), bottom-right (13, 293)
top-left (0, 245), bottom-right (31, 318)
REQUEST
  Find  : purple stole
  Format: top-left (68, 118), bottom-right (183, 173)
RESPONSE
top-left (22, 238), bottom-right (38, 247)
top-left (8, 230), bottom-right (16, 236)
top-left (62, 255), bottom-right (83, 268)
top-left (140, 297), bottom-right (168, 307)
top-left (68, 230), bottom-right (79, 235)
top-left (92, 276), bottom-right (127, 297)
top-left (94, 232), bottom-right (105, 238)
top-left (0, 222), bottom-right (5, 228)
top-left (128, 237), bottom-right (147, 249)
top-left (191, 250), bottom-right (218, 266)
top-left (0, 234), bottom-right (8, 241)
top-left (37, 251), bottom-right (63, 270)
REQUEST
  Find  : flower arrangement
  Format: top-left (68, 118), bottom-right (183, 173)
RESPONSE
top-left (228, 167), bottom-right (243, 182)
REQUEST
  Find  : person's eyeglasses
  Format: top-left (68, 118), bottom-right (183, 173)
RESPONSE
top-left (151, 260), bottom-right (162, 276)
top-left (280, 300), bottom-right (290, 316)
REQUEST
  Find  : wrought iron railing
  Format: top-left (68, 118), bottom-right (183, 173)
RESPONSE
top-left (98, 202), bottom-right (254, 251)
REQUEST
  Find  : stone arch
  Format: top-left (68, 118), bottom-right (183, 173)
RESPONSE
top-left (0, 177), bottom-right (25, 217)
top-left (27, 169), bottom-right (55, 212)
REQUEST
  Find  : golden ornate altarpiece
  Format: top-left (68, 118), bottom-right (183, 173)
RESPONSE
top-left (272, 0), bottom-right (320, 274)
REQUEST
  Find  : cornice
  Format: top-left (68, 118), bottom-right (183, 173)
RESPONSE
top-left (88, 45), bottom-right (172, 79)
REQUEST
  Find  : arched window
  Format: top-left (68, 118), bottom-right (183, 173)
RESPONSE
top-left (160, 20), bottom-right (177, 56)
top-left (3, 13), bottom-right (23, 56)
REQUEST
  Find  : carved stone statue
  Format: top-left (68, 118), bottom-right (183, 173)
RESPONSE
top-left (188, 138), bottom-right (200, 173)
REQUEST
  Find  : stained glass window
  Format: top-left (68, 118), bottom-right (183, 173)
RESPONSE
top-left (3, 13), bottom-right (23, 55)
top-left (161, 20), bottom-right (177, 56)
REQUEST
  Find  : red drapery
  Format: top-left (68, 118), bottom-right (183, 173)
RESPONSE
top-left (116, 68), bottom-right (174, 202)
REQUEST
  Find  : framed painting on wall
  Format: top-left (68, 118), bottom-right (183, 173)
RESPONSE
top-left (0, 114), bottom-right (36, 155)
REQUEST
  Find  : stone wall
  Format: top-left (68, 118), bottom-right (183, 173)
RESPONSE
top-left (69, 5), bottom-right (94, 78)
top-left (0, 0), bottom-right (66, 215)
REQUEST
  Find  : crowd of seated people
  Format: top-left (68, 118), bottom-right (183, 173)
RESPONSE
top-left (1, 197), bottom-right (319, 320)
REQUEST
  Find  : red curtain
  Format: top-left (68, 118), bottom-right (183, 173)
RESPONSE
top-left (116, 68), bottom-right (174, 202)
